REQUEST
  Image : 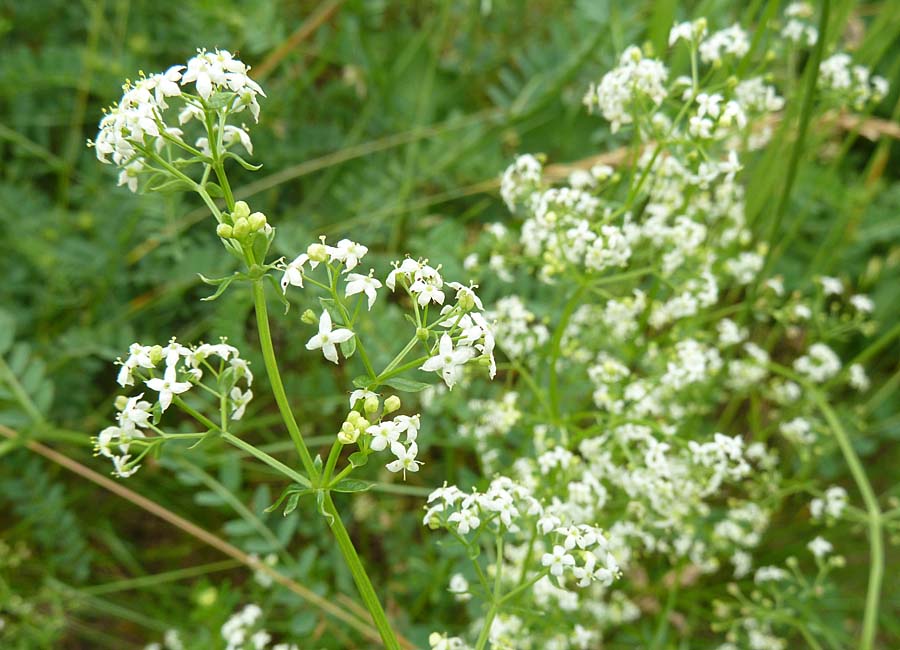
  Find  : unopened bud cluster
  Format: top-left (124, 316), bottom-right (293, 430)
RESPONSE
top-left (216, 200), bottom-right (269, 240)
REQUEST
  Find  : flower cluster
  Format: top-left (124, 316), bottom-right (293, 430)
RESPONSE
top-left (582, 46), bottom-right (668, 132)
top-left (338, 391), bottom-right (423, 478)
top-left (220, 604), bottom-right (298, 650)
top-left (96, 338), bottom-right (251, 477)
top-left (90, 48), bottom-right (264, 192)
top-left (281, 239), bottom-right (495, 385)
top-left (424, 476), bottom-right (622, 644)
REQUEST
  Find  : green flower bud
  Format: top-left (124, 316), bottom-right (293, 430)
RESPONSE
top-left (149, 345), bottom-right (165, 365)
top-left (232, 201), bottom-right (251, 220)
top-left (301, 309), bottom-right (317, 325)
top-left (232, 217), bottom-right (250, 237)
top-left (383, 395), bottom-right (401, 414)
top-left (196, 586), bottom-right (218, 607)
top-left (416, 327), bottom-right (429, 342)
top-left (114, 395), bottom-right (129, 410)
top-left (364, 395), bottom-right (380, 415)
top-left (307, 242), bottom-right (328, 262)
top-left (338, 421), bottom-right (359, 444)
top-left (248, 211), bottom-right (267, 231)
top-left (216, 223), bottom-right (234, 238)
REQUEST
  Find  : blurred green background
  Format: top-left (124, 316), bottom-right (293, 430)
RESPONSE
top-left (1, 0), bottom-right (898, 648)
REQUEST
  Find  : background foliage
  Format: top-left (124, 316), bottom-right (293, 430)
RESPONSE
top-left (0, 0), bottom-right (898, 648)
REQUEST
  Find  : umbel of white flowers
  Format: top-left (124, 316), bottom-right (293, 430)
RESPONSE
top-left (89, 48), bottom-right (264, 192)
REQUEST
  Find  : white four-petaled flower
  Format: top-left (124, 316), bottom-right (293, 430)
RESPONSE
top-left (305, 310), bottom-right (354, 364)
top-left (541, 545), bottom-right (575, 577)
top-left (386, 441), bottom-right (422, 478)
top-left (345, 273), bottom-right (382, 310)
top-left (420, 334), bottom-right (475, 389)
top-left (145, 363), bottom-right (192, 412)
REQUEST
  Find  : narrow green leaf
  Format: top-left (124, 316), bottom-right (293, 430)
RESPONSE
top-left (283, 492), bottom-right (302, 516)
top-left (200, 275), bottom-right (238, 302)
top-left (383, 376), bottom-right (431, 393)
top-left (225, 151), bottom-right (263, 171)
top-left (147, 177), bottom-right (196, 194)
top-left (331, 479), bottom-right (374, 493)
top-left (340, 335), bottom-right (357, 359)
top-left (0, 310), bottom-right (16, 355)
top-left (348, 451), bottom-right (369, 468)
top-left (315, 490), bottom-right (334, 526)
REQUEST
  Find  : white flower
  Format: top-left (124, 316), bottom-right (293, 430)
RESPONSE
top-left (229, 357), bottom-right (253, 386)
top-left (145, 363), bottom-right (192, 411)
top-left (183, 53), bottom-right (214, 98)
top-left (305, 310), bottom-right (354, 364)
top-left (152, 66), bottom-right (184, 106)
top-left (794, 343), bottom-right (841, 382)
top-left (117, 394), bottom-right (152, 432)
top-left (428, 632), bottom-right (469, 650)
top-left (280, 254), bottom-right (308, 292)
top-left (541, 545), bottom-right (575, 577)
top-left (850, 294), bottom-right (874, 313)
top-left (112, 454), bottom-right (140, 478)
top-left (349, 388), bottom-right (377, 408)
top-left (230, 387), bottom-right (253, 420)
top-left (811, 486), bottom-right (848, 520)
top-left (421, 334), bottom-right (476, 389)
top-left (409, 265), bottom-right (445, 306)
top-left (117, 161), bottom-right (143, 193)
top-left (327, 239), bottom-right (368, 271)
top-left (849, 363), bottom-right (870, 391)
top-left (447, 574), bottom-right (471, 601)
top-left (572, 550), bottom-right (619, 587)
top-left (807, 536), bottom-right (833, 559)
top-left (448, 508), bottom-right (480, 534)
top-left (817, 275), bottom-right (843, 296)
top-left (345, 272), bottom-right (382, 310)
top-left (223, 124), bottom-right (253, 155)
top-left (386, 257), bottom-right (423, 291)
top-left (367, 421), bottom-right (400, 452)
top-left (754, 566), bottom-right (788, 583)
top-left (96, 426), bottom-right (125, 458)
top-left (447, 281), bottom-right (484, 311)
top-left (668, 21), bottom-right (695, 46)
top-left (394, 414), bottom-right (420, 443)
top-left (696, 92), bottom-right (722, 119)
top-left (386, 441), bottom-right (422, 478)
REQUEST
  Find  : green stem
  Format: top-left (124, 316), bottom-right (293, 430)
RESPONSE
top-left (0, 356), bottom-right (47, 425)
top-left (221, 432), bottom-right (311, 488)
top-left (812, 391), bottom-right (882, 650)
top-left (371, 356), bottom-right (430, 387)
top-left (322, 492), bottom-right (401, 650)
top-left (196, 186), bottom-right (223, 222)
top-left (769, 363), bottom-right (883, 650)
top-left (474, 535), bottom-right (505, 650)
top-left (499, 571), bottom-right (545, 605)
top-left (334, 296), bottom-right (377, 378)
top-left (760, 0), bottom-right (829, 271)
top-left (252, 280), bottom-right (318, 479)
top-left (251, 279), bottom-right (400, 648)
top-left (322, 440), bottom-right (343, 486)
top-left (548, 284), bottom-right (588, 420)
